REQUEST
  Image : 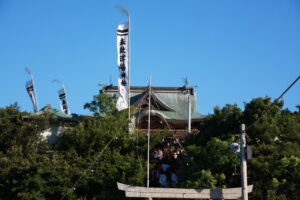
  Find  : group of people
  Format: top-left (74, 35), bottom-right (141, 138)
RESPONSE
top-left (153, 138), bottom-right (185, 162)
top-left (152, 163), bottom-right (178, 187)
top-left (150, 138), bottom-right (185, 187)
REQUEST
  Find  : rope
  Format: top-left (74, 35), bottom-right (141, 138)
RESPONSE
top-left (150, 91), bottom-right (202, 171)
top-left (135, 91), bottom-right (149, 171)
top-left (60, 136), bottom-right (115, 200)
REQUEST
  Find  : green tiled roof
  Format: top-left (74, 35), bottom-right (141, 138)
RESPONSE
top-left (136, 92), bottom-right (204, 121)
top-left (103, 86), bottom-right (205, 121)
top-left (34, 105), bottom-right (76, 121)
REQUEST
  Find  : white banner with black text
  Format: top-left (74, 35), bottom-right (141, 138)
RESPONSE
top-left (116, 23), bottom-right (129, 111)
top-left (25, 80), bottom-right (38, 112)
top-left (58, 88), bottom-right (69, 114)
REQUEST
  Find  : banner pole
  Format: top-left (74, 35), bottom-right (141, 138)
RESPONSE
top-left (128, 11), bottom-right (131, 120)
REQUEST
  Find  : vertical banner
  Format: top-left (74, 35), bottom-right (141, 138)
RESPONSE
top-left (25, 79), bottom-right (38, 113)
top-left (116, 23), bottom-right (129, 111)
top-left (58, 88), bottom-right (70, 114)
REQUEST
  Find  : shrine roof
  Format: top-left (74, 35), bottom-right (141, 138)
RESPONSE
top-left (102, 85), bottom-right (205, 121)
top-left (34, 105), bottom-right (77, 121)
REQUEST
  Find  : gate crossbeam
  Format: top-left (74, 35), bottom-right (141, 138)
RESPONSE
top-left (117, 182), bottom-right (253, 199)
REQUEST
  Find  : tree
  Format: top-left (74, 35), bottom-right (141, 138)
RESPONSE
top-left (84, 93), bottom-right (118, 117)
top-left (1, 96), bottom-right (299, 199)
top-left (0, 102), bottom-right (147, 199)
top-left (182, 97), bottom-right (300, 200)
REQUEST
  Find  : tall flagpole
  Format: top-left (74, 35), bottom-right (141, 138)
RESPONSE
top-left (128, 10), bottom-right (131, 120)
top-left (147, 75), bottom-right (151, 188)
top-left (117, 5), bottom-right (131, 120)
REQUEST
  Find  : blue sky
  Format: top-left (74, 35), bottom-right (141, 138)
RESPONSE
top-left (0, 0), bottom-right (299, 115)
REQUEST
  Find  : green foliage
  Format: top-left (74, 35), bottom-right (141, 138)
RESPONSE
top-left (243, 97), bottom-right (284, 144)
top-left (190, 104), bottom-right (243, 145)
top-left (182, 138), bottom-right (239, 189)
top-left (0, 96), bottom-right (299, 199)
top-left (84, 93), bottom-right (118, 116)
top-left (0, 102), bottom-right (146, 199)
top-left (53, 108), bottom-right (147, 199)
top-left (0, 104), bottom-right (49, 155)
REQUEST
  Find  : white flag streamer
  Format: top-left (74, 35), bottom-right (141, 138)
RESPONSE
top-left (25, 79), bottom-right (38, 112)
top-left (53, 79), bottom-right (70, 114)
top-left (116, 23), bottom-right (129, 111)
top-left (58, 88), bottom-right (70, 114)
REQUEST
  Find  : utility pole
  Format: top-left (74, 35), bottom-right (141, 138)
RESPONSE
top-left (240, 124), bottom-right (248, 200)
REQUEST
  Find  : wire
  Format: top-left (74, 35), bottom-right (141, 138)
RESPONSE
top-left (135, 92), bottom-right (148, 171)
top-left (275, 76), bottom-right (300, 103)
top-left (60, 137), bottom-right (115, 200)
top-left (150, 91), bottom-right (202, 171)
top-left (150, 91), bottom-right (186, 148)
top-left (245, 75), bottom-right (300, 133)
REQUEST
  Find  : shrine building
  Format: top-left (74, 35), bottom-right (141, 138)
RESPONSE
top-left (101, 85), bottom-right (205, 135)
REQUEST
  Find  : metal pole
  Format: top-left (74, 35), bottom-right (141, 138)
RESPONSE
top-left (240, 124), bottom-right (248, 200)
top-left (188, 93), bottom-right (191, 133)
top-left (147, 75), bottom-right (151, 188)
top-left (127, 11), bottom-right (131, 120)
